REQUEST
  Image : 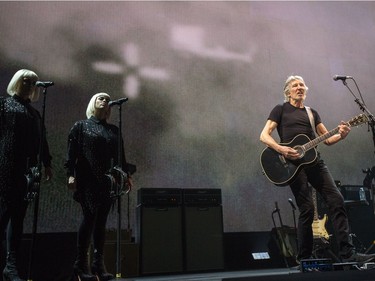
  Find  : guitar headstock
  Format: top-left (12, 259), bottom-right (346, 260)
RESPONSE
top-left (348, 114), bottom-right (369, 127)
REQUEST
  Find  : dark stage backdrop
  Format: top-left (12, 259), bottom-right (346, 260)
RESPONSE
top-left (0, 1), bottom-right (374, 234)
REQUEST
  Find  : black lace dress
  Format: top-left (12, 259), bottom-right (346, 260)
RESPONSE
top-left (65, 116), bottom-right (127, 211)
top-left (0, 95), bottom-right (51, 205)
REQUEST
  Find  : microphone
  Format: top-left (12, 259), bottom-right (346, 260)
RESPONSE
top-left (288, 198), bottom-right (296, 210)
top-left (35, 81), bottom-right (54, 87)
top-left (108, 97), bottom-right (129, 107)
top-left (333, 75), bottom-right (353, 81)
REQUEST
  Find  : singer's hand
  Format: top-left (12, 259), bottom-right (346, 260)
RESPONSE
top-left (44, 166), bottom-right (53, 181)
top-left (338, 121), bottom-right (350, 140)
top-left (126, 175), bottom-right (133, 190)
top-left (278, 146), bottom-right (300, 160)
top-left (67, 176), bottom-right (77, 191)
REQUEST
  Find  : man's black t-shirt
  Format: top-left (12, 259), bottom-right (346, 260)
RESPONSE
top-left (267, 102), bottom-right (321, 143)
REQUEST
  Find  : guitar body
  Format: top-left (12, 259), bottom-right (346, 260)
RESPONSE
top-left (260, 134), bottom-right (318, 186)
top-left (312, 214), bottom-right (330, 242)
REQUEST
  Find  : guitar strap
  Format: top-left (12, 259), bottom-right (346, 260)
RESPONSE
top-left (306, 106), bottom-right (322, 163)
top-left (305, 106), bottom-right (316, 137)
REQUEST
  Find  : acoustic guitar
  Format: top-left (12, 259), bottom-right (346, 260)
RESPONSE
top-left (260, 114), bottom-right (368, 186)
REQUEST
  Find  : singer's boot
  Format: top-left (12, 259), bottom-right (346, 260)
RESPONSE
top-left (2, 251), bottom-right (25, 281)
top-left (73, 248), bottom-right (97, 281)
top-left (91, 250), bottom-right (114, 281)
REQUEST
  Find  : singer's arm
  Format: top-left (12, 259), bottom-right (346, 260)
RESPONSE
top-left (317, 122), bottom-right (350, 146)
top-left (260, 119), bottom-right (300, 159)
top-left (64, 122), bottom-right (80, 190)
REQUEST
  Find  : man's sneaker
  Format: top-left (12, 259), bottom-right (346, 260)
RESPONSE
top-left (342, 252), bottom-right (375, 263)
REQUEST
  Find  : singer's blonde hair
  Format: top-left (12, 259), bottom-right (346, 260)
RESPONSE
top-left (86, 92), bottom-right (111, 119)
top-left (283, 75), bottom-right (309, 102)
top-left (7, 69), bottom-right (40, 102)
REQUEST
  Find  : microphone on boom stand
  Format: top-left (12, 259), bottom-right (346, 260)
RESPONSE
top-left (333, 74), bottom-right (375, 155)
top-left (108, 96), bottom-right (136, 281)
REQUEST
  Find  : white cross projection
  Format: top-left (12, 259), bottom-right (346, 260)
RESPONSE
top-left (92, 43), bottom-right (170, 98)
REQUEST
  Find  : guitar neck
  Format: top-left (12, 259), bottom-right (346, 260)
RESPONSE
top-left (312, 188), bottom-right (318, 220)
top-left (303, 127), bottom-right (339, 151)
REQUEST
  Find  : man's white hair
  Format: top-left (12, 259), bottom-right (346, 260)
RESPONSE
top-left (283, 75), bottom-right (309, 102)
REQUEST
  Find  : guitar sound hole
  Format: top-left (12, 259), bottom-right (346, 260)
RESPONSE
top-left (293, 146), bottom-right (305, 159)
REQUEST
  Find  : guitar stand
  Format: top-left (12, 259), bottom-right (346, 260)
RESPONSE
top-left (271, 202), bottom-right (296, 268)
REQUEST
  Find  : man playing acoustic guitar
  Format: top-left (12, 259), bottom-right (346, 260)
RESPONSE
top-left (260, 75), bottom-right (374, 264)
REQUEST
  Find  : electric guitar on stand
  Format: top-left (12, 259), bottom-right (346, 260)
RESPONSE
top-left (260, 114), bottom-right (368, 186)
top-left (311, 188), bottom-right (341, 261)
top-left (312, 188), bottom-right (330, 243)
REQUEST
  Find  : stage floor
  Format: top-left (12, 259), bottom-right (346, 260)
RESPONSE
top-left (121, 267), bottom-right (375, 281)
top-left (122, 268), bottom-right (300, 280)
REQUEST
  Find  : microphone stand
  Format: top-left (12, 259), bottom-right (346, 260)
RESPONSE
top-left (109, 99), bottom-right (131, 281)
top-left (340, 78), bottom-right (375, 154)
top-left (340, 78), bottom-right (375, 224)
top-left (26, 86), bottom-right (49, 281)
top-left (340, 78), bottom-right (375, 228)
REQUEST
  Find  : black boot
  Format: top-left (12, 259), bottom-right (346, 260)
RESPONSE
top-left (73, 249), bottom-right (97, 281)
top-left (91, 250), bottom-right (114, 281)
top-left (2, 251), bottom-right (25, 281)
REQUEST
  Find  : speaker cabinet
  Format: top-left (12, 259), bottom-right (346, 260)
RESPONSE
top-left (137, 205), bottom-right (183, 274)
top-left (137, 188), bottom-right (224, 274)
top-left (341, 186), bottom-right (375, 251)
top-left (183, 205), bottom-right (224, 272)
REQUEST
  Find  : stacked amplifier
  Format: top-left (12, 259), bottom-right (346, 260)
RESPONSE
top-left (136, 188), bottom-right (224, 275)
